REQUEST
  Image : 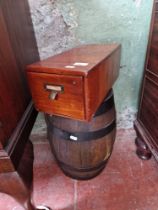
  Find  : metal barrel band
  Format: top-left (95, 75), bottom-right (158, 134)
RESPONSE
top-left (94, 89), bottom-right (114, 117)
top-left (51, 120), bottom-right (116, 142)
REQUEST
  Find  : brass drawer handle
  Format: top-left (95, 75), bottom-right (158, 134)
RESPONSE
top-left (45, 84), bottom-right (64, 100)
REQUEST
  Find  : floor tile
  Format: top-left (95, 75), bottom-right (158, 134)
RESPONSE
top-left (0, 128), bottom-right (158, 210)
top-left (33, 142), bottom-right (75, 210)
top-left (0, 193), bottom-right (23, 210)
top-left (76, 129), bottom-right (158, 210)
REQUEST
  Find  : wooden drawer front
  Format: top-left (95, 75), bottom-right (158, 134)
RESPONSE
top-left (147, 12), bottom-right (158, 75)
top-left (140, 77), bottom-right (158, 143)
top-left (27, 72), bottom-right (85, 120)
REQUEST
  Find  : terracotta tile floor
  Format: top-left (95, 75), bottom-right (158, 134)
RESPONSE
top-left (0, 129), bottom-right (158, 210)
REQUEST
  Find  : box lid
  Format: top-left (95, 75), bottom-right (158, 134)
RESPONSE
top-left (27, 44), bottom-right (120, 76)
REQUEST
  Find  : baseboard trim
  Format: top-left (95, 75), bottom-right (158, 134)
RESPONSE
top-left (5, 101), bottom-right (37, 169)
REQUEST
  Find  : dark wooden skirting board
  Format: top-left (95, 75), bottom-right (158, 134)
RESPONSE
top-left (0, 141), bottom-right (35, 210)
top-left (0, 102), bottom-right (37, 209)
top-left (0, 0), bottom-right (51, 209)
top-left (5, 102), bottom-right (37, 169)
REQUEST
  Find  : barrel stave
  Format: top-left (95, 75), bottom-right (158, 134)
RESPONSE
top-left (46, 89), bottom-right (116, 180)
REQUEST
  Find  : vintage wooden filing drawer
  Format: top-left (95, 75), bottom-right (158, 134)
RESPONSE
top-left (27, 44), bottom-right (121, 121)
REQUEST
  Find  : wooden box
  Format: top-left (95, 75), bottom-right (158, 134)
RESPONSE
top-left (27, 44), bottom-right (121, 121)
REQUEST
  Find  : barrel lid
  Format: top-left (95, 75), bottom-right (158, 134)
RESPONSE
top-left (27, 44), bottom-right (121, 76)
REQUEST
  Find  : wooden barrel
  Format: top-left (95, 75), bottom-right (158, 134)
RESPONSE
top-left (45, 89), bottom-right (116, 180)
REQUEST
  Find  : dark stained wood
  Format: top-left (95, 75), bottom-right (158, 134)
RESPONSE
top-left (0, 1), bottom-right (39, 147)
top-left (0, 150), bottom-right (15, 173)
top-left (0, 140), bottom-right (51, 210)
top-left (156, 2), bottom-right (158, 11)
top-left (5, 102), bottom-right (37, 169)
top-left (0, 102), bottom-right (37, 174)
top-left (134, 122), bottom-right (152, 160)
top-left (134, 0), bottom-right (158, 161)
top-left (147, 12), bottom-right (158, 75)
top-left (0, 7), bottom-right (27, 147)
top-left (135, 135), bottom-right (152, 160)
top-left (27, 44), bottom-right (121, 121)
top-left (46, 90), bottom-right (116, 180)
top-left (1, 0), bottom-right (39, 102)
top-left (0, 1), bottom-right (51, 210)
top-left (0, 141), bottom-right (35, 210)
top-left (139, 78), bottom-right (158, 143)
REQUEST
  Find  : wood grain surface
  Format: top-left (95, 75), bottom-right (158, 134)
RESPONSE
top-left (46, 90), bottom-right (116, 180)
top-left (134, 0), bottom-right (158, 160)
top-left (27, 44), bottom-right (121, 121)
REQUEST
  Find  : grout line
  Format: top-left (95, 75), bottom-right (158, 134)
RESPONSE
top-left (74, 180), bottom-right (78, 210)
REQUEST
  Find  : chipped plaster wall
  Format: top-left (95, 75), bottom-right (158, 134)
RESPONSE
top-left (28, 0), bottom-right (79, 59)
top-left (28, 0), bottom-right (153, 128)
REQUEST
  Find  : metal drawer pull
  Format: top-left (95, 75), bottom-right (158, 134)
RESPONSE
top-left (49, 91), bottom-right (58, 100)
top-left (45, 84), bottom-right (64, 100)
